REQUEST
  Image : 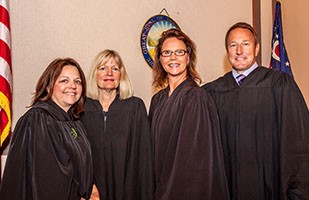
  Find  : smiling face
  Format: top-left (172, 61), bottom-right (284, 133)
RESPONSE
top-left (96, 57), bottom-right (121, 92)
top-left (51, 65), bottom-right (82, 112)
top-left (227, 27), bottom-right (260, 74)
top-left (160, 37), bottom-right (189, 81)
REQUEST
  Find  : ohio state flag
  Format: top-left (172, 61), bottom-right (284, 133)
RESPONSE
top-left (270, 1), bottom-right (293, 78)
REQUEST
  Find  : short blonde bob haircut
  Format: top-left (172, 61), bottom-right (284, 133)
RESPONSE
top-left (87, 49), bottom-right (133, 100)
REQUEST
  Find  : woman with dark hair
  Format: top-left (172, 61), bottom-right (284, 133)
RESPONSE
top-left (149, 29), bottom-right (229, 200)
top-left (0, 58), bottom-right (93, 200)
top-left (81, 49), bottom-right (154, 200)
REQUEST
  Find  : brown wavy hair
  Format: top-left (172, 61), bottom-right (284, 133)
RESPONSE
top-left (31, 58), bottom-right (86, 118)
top-left (152, 28), bottom-right (201, 90)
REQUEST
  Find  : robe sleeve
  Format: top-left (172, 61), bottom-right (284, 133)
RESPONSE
top-left (125, 98), bottom-right (154, 199)
top-left (274, 74), bottom-right (309, 199)
top-left (0, 109), bottom-right (75, 200)
top-left (149, 93), bottom-right (159, 126)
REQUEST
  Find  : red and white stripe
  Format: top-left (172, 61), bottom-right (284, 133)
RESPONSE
top-left (0, 0), bottom-right (12, 146)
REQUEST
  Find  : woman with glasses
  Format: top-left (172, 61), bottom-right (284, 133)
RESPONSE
top-left (149, 29), bottom-right (229, 200)
top-left (80, 49), bottom-right (154, 200)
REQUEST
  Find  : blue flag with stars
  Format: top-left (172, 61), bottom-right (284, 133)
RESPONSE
top-left (270, 1), bottom-right (293, 78)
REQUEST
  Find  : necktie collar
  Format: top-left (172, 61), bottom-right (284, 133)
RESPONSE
top-left (236, 74), bottom-right (246, 85)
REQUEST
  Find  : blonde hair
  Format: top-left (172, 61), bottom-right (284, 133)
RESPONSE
top-left (87, 49), bottom-right (133, 99)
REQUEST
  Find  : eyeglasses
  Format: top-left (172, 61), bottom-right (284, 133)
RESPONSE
top-left (160, 49), bottom-right (188, 57)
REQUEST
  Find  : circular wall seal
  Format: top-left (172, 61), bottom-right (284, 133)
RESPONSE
top-left (140, 15), bottom-right (180, 68)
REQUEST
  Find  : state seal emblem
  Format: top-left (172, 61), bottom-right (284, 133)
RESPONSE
top-left (140, 14), bottom-right (180, 68)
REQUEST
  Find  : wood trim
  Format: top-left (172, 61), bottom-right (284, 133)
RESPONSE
top-left (272, 0), bottom-right (276, 20)
top-left (252, 0), bottom-right (261, 64)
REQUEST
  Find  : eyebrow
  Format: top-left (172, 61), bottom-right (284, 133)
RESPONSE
top-left (98, 65), bottom-right (119, 68)
top-left (58, 76), bottom-right (81, 80)
top-left (229, 39), bottom-right (251, 43)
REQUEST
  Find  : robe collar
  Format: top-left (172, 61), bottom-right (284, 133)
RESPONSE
top-left (165, 78), bottom-right (197, 96)
top-left (33, 100), bottom-right (74, 121)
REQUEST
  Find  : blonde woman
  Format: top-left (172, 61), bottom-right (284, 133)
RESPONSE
top-left (81, 50), bottom-right (154, 200)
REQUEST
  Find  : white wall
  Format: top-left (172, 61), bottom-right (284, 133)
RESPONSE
top-left (281, 0), bottom-right (309, 104)
top-left (10, 0), bottom-right (253, 128)
top-left (260, 0), bottom-right (309, 105)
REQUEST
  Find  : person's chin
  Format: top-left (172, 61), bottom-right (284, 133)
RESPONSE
top-left (65, 98), bottom-right (79, 105)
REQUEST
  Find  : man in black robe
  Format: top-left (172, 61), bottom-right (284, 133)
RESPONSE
top-left (203, 22), bottom-right (309, 200)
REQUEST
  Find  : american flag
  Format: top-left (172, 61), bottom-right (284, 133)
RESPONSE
top-left (270, 1), bottom-right (293, 78)
top-left (0, 0), bottom-right (12, 147)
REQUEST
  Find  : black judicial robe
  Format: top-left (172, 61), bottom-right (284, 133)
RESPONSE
top-left (0, 100), bottom-right (93, 200)
top-left (203, 66), bottom-right (309, 200)
top-left (80, 96), bottom-right (154, 200)
top-left (149, 78), bottom-right (229, 200)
